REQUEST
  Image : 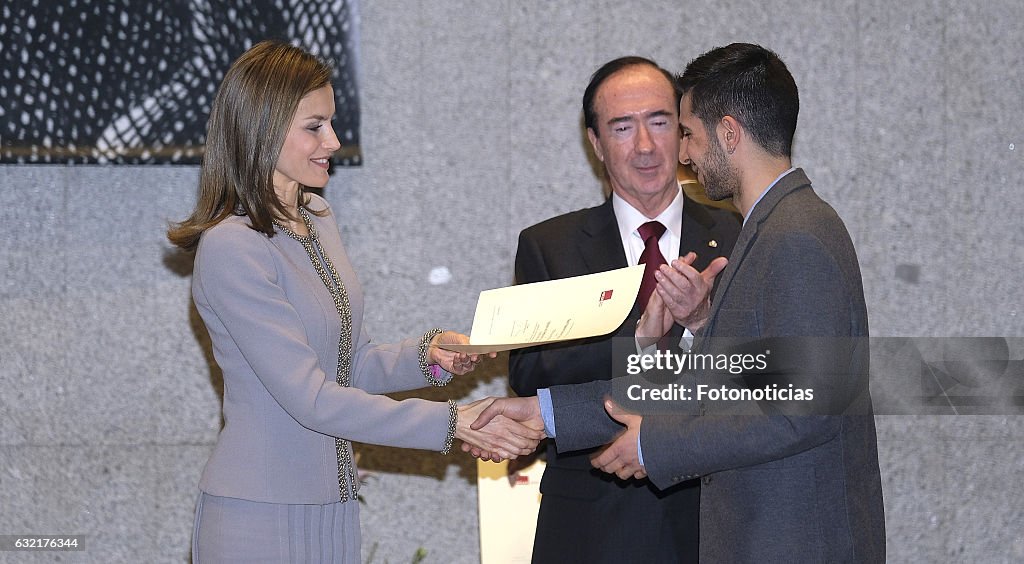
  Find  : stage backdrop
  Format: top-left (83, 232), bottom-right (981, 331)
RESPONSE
top-left (0, 0), bottom-right (361, 165)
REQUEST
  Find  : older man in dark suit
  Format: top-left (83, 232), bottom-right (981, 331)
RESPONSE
top-left (475, 43), bottom-right (885, 563)
top-left (508, 57), bottom-right (740, 563)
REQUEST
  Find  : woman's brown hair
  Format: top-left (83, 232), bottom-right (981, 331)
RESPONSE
top-left (168, 41), bottom-right (332, 250)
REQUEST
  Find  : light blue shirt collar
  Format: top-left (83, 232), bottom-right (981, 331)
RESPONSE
top-left (743, 167), bottom-right (797, 226)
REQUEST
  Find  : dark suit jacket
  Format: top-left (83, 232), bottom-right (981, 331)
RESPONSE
top-left (510, 193), bottom-right (740, 563)
top-left (549, 170), bottom-right (886, 563)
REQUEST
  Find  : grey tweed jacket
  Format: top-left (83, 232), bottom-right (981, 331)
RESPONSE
top-left (192, 194), bottom-right (450, 504)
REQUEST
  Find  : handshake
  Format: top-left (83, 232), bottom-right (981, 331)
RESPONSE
top-left (454, 395), bottom-right (646, 481)
top-left (454, 397), bottom-right (545, 462)
top-left (430, 334), bottom-right (548, 461)
top-left (437, 326), bottom-right (648, 477)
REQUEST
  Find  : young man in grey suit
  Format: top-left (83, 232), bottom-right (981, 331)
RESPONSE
top-left (508, 57), bottom-right (740, 563)
top-left (474, 43), bottom-right (886, 562)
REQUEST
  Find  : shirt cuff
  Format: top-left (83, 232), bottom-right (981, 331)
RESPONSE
top-left (636, 327), bottom-right (692, 357)
top-left (680, 328), bottom-right (694, 351)
top-left (537, 388), bottom-right (557, 438)
top-left (634, 335), bottom-right (659, 357)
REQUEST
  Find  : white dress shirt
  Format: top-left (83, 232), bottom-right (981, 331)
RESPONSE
top-left (612, 186), bottom-right (684, 270)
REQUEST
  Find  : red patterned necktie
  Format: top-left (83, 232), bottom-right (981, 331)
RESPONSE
top-left (636, 221), bottom-right (668, 311)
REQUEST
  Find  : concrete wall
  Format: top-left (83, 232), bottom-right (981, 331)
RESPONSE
top-left (2, 1), bottom-right (1022, 562)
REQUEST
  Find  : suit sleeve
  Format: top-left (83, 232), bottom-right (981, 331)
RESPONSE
top-left (349, 332), bottom-right (445, 394)
top-left (642, 231), bottom-right (861, 489)
top-left (195, 225), bottom-right (450, 451)
top-left (546, 379), bottom-right (624, 451)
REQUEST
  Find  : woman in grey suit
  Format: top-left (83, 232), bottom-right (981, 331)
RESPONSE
top-left (168, 41), bottom-right (542, 563)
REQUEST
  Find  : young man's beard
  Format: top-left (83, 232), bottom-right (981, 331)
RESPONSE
top-left (700, 138), bottom-right (740, 202)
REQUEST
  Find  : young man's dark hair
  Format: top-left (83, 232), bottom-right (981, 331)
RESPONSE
top-left (678, 43), bottom-right (799, 157)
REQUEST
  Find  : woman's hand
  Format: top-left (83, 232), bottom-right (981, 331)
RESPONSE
top-left (428, 331), bottom-right (496, 375)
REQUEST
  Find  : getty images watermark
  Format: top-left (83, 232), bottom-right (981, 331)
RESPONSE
top-left (624, 349), bottom-right (814, 402)
top-left (608, 337), bottom-right (1023, 416)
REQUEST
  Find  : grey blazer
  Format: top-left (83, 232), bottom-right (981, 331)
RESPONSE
top-left (192, 194), bottom-right (450, 504)
top-left (549, 170), bottom-right (886, 562)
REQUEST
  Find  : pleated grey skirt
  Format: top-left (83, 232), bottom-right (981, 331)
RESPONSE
top-left (192, 491), bottom-right (361, 563)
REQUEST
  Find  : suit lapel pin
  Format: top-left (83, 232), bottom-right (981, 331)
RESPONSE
top-left (708, 240), bottom-right (718, 248)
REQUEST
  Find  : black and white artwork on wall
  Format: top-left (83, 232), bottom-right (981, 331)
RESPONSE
top-left (0, 0), bottom-right (361, 165)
